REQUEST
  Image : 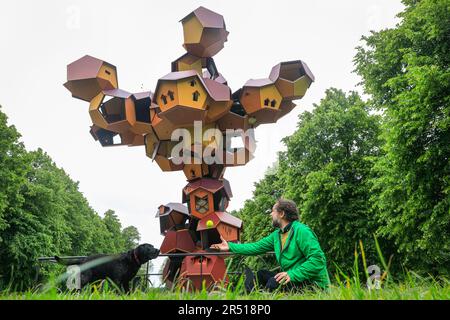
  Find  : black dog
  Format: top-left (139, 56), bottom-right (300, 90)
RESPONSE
top-left (55, 243), bottom-right (159, 292)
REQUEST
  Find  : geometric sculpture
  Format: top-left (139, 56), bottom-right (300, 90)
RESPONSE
top-left (63, 6), bottom-right (314, 290)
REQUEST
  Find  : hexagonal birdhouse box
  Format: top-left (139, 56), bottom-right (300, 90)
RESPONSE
top-left (197, 211), bottom-right (242, 248)
top-left (156, 202), bottom-right (190, 235)
top-left (64, 55), bottom-right (118, 102)
top-left (89, 89), bottom-right (136, 133)
top-left (239, 78), bottom-right (283, 125)
top-left (153, 71), bottom-right (209, 126)
top-left (182, 178), bottom-right (232, 220)
top-left (180, 253), bottom-right (228, 291)
top-left (130, 91), bottom-right (155, 135)
top-left (160, 229), bottom-right (196, 254)
top-left (269, 60), bottom-right (315, 100)
top-left (171, 53), bottom-right (203, 74)
top-left (203, 78), bottom-right (232, 123)
top-left (180, 6), bottom-right (229, 58)
top-left (89, 125), bottom-right (143, 147)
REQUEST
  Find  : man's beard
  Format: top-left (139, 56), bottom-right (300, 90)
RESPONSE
top-left (272, 218), bottom-right (280, 228)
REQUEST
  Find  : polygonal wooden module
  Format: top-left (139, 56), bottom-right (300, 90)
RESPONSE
top-left (160, 230), bottom-right (196, 254)
top-left (89, 89), bottom-right (136, 133)
top-left (171, 53), bottom-right (203, 74)
top-left (182, 178), bottom-right (232, 220)
top-left (197, 211), bottom-right (242, 246)
top-left (156, 202), bottom-right (190, 235)
top-left (130, 91), bottom-right (155, 135)
top-left (239, 78), bottom-right (283, 125)
top-left (64, 55), bottom-right (118, 102)
top-left (153, 70), bottom-right (231, 127)
top-left (180, 253), bottom-right (228, 291)
top-left (180, 6), bottom-right (229, 58)
top-left (269, 60), bottom-right (315, 100)
top-left (153, 71), bottom-right (209, 126)
top-left (90, 125), bottom-right (144, 147)
top-left (203, 77), bottom-right (232, 123)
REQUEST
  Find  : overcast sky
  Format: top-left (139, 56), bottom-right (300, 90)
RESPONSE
top-left (0, 0), bottom-right (404, 279)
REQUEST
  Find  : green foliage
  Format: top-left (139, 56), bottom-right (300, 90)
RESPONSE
top-left (230, 89), bottom-right (383, 275)
top-left (228, 169), bottom-right (284, 272)
top-left (281, 89), bottom-right (384, 274)
top-left (354, 0), bottom-right (450, 275)
top-left (0, 106), bottom-right (140, 290)
top-left (122, 226), bottom-right (141, 250)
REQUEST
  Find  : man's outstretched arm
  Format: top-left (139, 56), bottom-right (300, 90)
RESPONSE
top-left (211, 233), bottom-right (275, 256)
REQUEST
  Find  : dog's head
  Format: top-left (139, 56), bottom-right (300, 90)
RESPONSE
top-left (135, 243), bottom-right (159, 264)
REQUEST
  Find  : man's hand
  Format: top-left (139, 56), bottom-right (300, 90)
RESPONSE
top-left (210, 236), bottom-right (229, 252)
top-left (274, 272), bottom-right (291, 285)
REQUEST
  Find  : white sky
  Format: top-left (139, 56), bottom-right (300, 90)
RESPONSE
top-left (0, 0), bottom-right (403, 279)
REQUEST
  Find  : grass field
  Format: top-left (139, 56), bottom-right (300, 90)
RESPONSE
top-left (1, 273), bottom-right (449, 300)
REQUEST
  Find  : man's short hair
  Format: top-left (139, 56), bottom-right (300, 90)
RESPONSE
top-left (275, 199), bottom-right (299, 222)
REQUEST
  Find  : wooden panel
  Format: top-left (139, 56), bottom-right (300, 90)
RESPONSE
top-left (97, 63), bottom-right (118, 89)
top-left (177, 77), bottom-right (208, 109)
top-left (182, 16), bottom-right (203, 44)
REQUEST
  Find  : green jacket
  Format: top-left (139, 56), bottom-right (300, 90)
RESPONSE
top-left (228, 220), bottom-right (330, 289)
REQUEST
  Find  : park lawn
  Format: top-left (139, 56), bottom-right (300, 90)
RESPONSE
top-left (1, 278), bottom-right (449, 300)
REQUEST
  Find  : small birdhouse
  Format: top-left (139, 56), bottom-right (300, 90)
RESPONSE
top-left (180, 6), bottom-right (229, 58)
top-left (197, 211), bottom-right (242, 248)
top-left (179, 252), bottom-right (229, 291)
top-left (89, 89), bottom-right (136, 134)
top-left (64, 55), bottom-right (118, 102)
top-left (269, 60), bottom-right (315, 100)
top-left (182, 178), bottom-right (232, 220)
top-left (90, 125), bottom-right (143, 147)
top-left (159, 229), bottom-right (196, 254)
top-left (156, 203), bottom-right (190, 235)
top-left (130, 91), bottom-right (155, 135)
top-left (239, 78), bottom-right (283, 125)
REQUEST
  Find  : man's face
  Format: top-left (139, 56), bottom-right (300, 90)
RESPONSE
top-left (270, 203), bottom-right (284, 228)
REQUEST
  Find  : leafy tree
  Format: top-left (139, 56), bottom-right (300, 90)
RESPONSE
top-left (354, 0), bottom-right (450, 275)
top-left (280, 89), bottom-right (384, 274)
top-left (229, 169), bottom-right (284, 273)
top-left (0, 106), bottom-right (29, 244)
top-left (122, 226), bottom-right (141, 250)
top-left (103, 210), bottom-right (126, 253)
top-left (0, 106), bottom-right (141, 289)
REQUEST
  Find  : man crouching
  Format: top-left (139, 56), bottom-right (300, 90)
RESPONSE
top-left (211, 199), bottom-right (330, 292)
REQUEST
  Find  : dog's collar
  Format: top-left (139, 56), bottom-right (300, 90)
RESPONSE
top-left (133, 249), bottom-right (140, 265)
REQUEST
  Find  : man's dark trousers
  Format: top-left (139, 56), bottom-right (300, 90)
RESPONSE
top-left (244, 268), bottom-right (313, 293)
